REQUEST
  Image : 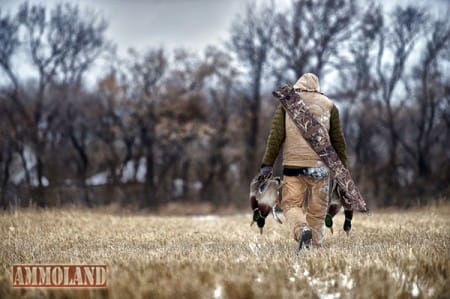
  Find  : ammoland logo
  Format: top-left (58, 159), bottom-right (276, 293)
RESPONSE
top-left (12, 264), bottom-right (107, 288)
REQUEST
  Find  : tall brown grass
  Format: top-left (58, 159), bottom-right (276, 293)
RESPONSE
top-left (1, 203), bottom-right (449, 298)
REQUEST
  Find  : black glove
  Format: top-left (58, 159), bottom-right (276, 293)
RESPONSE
top-left (258, 165), bottom-right (273, 180)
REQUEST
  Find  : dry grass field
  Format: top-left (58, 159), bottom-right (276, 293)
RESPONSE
top-left (0, 203), bottom-right (449, 299)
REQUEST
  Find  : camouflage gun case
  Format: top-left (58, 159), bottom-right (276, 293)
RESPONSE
top-left (273, 84), bottom-right (368, 212)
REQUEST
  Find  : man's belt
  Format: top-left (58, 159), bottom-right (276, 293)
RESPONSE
top-left (283, 168), bottom-right (310, 176)
top-left (283, 167), bottom-right (329, 180)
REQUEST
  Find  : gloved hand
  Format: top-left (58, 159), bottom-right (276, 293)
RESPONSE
top-left (258, 165), bottom-right (273, 180)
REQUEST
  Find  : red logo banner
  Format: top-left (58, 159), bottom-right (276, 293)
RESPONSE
top-left (12, 265), bottom-right (107, 288)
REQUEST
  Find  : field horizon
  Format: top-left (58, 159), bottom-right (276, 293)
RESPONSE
top-left (1, 202), bottom-right (449, 298)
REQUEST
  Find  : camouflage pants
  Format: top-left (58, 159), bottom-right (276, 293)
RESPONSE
top-left (281, 174), bottom-right (330, 246)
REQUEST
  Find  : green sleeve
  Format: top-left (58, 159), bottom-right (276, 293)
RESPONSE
top-left (329, 105), bottom-right (349, 168)
top-left (262, 105), bottom-right (285, 166)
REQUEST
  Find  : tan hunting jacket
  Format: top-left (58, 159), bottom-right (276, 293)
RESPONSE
top-left (262, 73), bottom-right (348, 169)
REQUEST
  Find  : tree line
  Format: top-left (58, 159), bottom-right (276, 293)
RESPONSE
top-left (0, 0), bottom-right (449, 209)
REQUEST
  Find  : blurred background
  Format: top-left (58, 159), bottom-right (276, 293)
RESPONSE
top-left (0, 0), bottom-right (448, 210)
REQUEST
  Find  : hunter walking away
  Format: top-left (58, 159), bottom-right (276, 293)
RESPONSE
top-left (0, 0), bottom-right (449, 298)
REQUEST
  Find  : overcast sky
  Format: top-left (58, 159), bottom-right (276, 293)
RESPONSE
top-left (1, 0), bottom-right (256, 54)
top-left (0, 0), bottom-right (448, 89)
top-left (1, 0), bottom-right (449, 55)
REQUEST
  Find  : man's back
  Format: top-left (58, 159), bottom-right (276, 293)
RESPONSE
top-left (284, 73), bottom-right (334, 167)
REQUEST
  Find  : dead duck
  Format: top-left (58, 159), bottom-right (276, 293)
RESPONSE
top-left (249, 174), bottom-right (284, 234)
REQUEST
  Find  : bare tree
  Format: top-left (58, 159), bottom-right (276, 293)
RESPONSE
top-left (228, 0), bottom-right (276, 180)
top-left (126, 48), bottom-right (167, 202)
top-left (2, 1), bottom-right (449, 208)
top-left (329, 4), bottom-right (384, 201)
top-left (0, 9), bottom-right (23, 112)
top-left (198, 46), bottom-right (241, 203)
top-left (272, 0), bottom-right (358, 82)
top-left (0, 10), bottom-right (23, 208)
top-left (0, 3), bottom-right (108, 206)
top-left (332, 4), bottom-right (450, 204)
top-left (373, 6), bottom-right (426, 202)
top-left (0, 102), bottom-right (15, 208)
top-left (399, 17), bottom-right (450, 185)
top-left (17, 3), bottom-right (107, 193)
top-left (156, 49), bottom-right (215, 202)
